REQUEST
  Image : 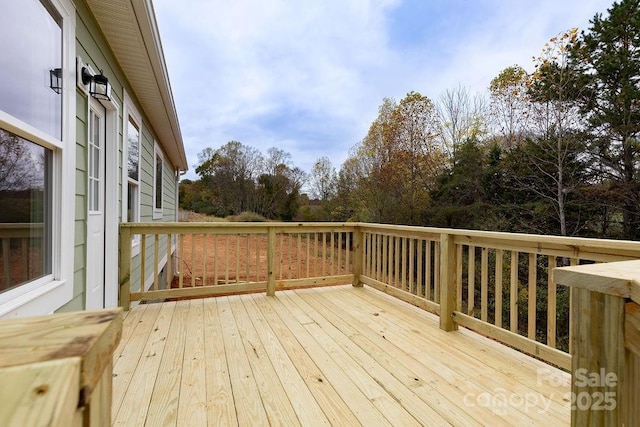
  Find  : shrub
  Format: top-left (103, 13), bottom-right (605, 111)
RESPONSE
top-left (226, 211), bottom-right (266, 222)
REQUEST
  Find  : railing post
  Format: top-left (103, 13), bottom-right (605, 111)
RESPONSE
top-left (0, 309), bottom-right (122, 426)
top-left (555, 260), bottom-right (640, 427)
top-left (352, 227), bottom-right (363, 287)
top-left (119, 225), bottom-right (131, 311)
top-left (439, 233), bottom-right (458, 331)
top-left (266, 227), bottom-right (276, 296)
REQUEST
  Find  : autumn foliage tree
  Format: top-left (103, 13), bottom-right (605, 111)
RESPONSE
top-left (342, 92), bottom-right (444, 225)
top-left (489, 65), bottom-right (531, 149)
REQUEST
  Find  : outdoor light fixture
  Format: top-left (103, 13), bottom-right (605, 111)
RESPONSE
top-left (81, 67), bottom-right (112, 101)
top-left (49, 68), bottom-right (62, 94)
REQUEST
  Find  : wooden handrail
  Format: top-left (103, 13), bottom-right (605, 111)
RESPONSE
top-left (554, 259), bottom-right (640, 304)
top-left (0, 223), bottom-right (44, 239)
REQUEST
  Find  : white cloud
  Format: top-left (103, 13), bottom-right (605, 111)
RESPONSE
top-left (153, 0), bottom-right (614, 179)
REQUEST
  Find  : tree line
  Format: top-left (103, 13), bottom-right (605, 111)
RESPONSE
top-left (180, 144), bottom-right (306, 220)
top-left (181, 0), bottom-right (640, 240)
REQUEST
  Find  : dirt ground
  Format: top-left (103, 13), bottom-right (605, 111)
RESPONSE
top-left (171, 232), bottom-right (353, 288)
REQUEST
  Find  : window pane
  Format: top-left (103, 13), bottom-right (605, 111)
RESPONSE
top-left (88, 111), bottom-right (98, 212)
top-left (92, 146), bottom-right (100, 180)
top-left (92, 180), bottom-right (99, 211)
top-left (127, 182), bottom-right (138, 222)
top-left (0, 0), bottom-right (62, 139)
top-left (127, 118), bottom-right (139, 181)
top-left (0, 128), bottom-right (52, 293)
top-left (93, 115), bottom-right (101, 148)
top-left (155, 154), bottom-right (162, 210)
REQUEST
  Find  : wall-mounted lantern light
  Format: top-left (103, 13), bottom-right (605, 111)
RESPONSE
top-left (49, 68), bottom-right (62, 94)
top-left (81, 67), bottom-right (111, 101)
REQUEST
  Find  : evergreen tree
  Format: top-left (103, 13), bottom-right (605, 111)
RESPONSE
top-left (572, 0), bottom-right (640, 238)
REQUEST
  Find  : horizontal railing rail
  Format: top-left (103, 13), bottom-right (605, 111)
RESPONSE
top-left (119, 221), bottom-right (640, 369)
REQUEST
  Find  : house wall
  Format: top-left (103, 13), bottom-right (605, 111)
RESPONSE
top-left (56, 0), bottom-right (179, 312)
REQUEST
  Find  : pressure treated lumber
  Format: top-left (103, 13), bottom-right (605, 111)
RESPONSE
top-left (0, 309), bottom-right (122, 427)
top-left (113, 286), bottom-right (569, 425)
top-left (555, 260), bottom-right (640, 427)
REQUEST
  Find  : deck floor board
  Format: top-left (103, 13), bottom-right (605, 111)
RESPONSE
top-left (113, 285), bottom-right (570, 426)
top-left (145, 300), bottom-right (188, 427)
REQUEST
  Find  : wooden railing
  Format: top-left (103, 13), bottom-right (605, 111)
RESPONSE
top-left (0, 223), bottom-right (44, 290)
top-left (359, 225), bottom-right (640, 370)
top-left (119, 222), bottom-right (640, 370)
top-left (119, 223), bottom-right (357, 309)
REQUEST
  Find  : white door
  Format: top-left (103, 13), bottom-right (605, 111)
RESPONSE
top-left (86, 102), bottom-right (106, 309)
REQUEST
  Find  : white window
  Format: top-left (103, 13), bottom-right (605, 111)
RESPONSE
top-left (126, 116), bottom-right (140, 224)
top-left (0, 0), bottom-right (75, 317)
top-left (123, 93), bottom-right (142, 253)
top-left (153, 142), bottom-right (164, 219)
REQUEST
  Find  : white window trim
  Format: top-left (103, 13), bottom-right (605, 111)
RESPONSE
top-left (123, 91), bottom-right (142, 255)
top-left (153, 141), bottom-right (164, 220)
top-left (0, 0), bottom-right (75, 318)
top-left (103, 97), bottom-right (120, 309)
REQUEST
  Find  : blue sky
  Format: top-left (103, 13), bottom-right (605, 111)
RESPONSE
top-left (153, 0), bottom-right (614, 180)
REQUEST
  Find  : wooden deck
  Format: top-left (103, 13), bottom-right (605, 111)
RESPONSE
top-left (111, 285), bottom-right (570, 426)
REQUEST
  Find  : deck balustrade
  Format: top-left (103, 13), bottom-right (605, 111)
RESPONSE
top-left (120, 222), bottom-right (640, 371)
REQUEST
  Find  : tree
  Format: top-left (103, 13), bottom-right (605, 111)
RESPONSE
top-left (572, 0), bottom-right (640, 239)
top-left (489, 65), bottom-right (531, 149)
top-left (353, 97), bottom-right (401, 222)
top-left (193, 141), bottom-right (263, 216)
top-left (264, 147), bottom-right (292, 176)
top-left (390, 91), bottom-right (445, 224)
top-left (524, 28), bottom-right (589, 236)
top-left (332, 157), bottom-right (360, 220)
top-left (437, 85), bottom-right (489, 162)
top-left (255, 148), bottom-right (305, 220)
top-left (429, 139), bottom-right (488, 228)
top-left (309, 156), bottom-right (337, 201)
top-left (0, 130), bottom-right (43, 192)
top-left (0, 130), bottom-right (47, 223)
top-left (343, 93), bottom-right (445, 225)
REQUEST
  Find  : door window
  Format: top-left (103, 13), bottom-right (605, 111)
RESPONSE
top-left (88, 109), bottom-right (104, 213)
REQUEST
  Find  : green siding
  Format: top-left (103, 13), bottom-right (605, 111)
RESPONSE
top-left (73, 269), bottom-right (85, 296)
top-left (56, 0), bottom-right (182, 312)
top-left (57, 294), bottom-right (84, 313)
top-left (139, 129), bottom-right (154, 220)
top-left (162, 154), bottom-right (177, 221)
